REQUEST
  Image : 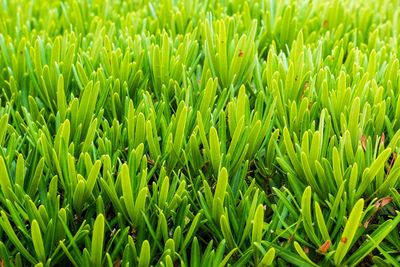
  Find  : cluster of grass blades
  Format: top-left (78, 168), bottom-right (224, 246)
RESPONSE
top-left (1, 0), bottom-right (400, 266)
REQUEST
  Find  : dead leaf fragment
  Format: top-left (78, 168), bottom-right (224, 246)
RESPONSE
top-left (317, 240), bottom-right (331, 254)
top-left (361, 134), bottom-right (367, 151)
top-left (379, 132), bottom-right (385, 150)
top-left (364, 197), bottom-right (393, 228)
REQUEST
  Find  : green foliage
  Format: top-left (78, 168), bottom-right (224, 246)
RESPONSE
top-left (0, 0), bottom-right (400, 266)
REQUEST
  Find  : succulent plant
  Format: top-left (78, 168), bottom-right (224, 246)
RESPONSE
top-left (0, 0), bottom-right (400, 266)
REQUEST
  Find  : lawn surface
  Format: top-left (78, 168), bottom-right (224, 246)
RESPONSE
top-left (1, 0), bottom-right (400, 266)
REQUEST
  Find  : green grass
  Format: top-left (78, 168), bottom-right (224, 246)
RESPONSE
top-left (1, 0), bottom-right (400, 266)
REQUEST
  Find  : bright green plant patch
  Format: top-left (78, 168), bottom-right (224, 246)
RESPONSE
top-left (1, 0), bottom-right (400, 266)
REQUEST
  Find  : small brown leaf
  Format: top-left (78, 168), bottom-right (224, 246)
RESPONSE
top-left (147, 158), bottom-right (155, 166)
top-left (288, 233), bottom-right (295, 243)
top-left (317, 240), bottom-right (331, 254)
top-left (361, 134), bottom-right (367, 151)
top-left (364, 197), bottom-right (393, 228)
top-left (301, 81), bottom-right (309, 100)
top-left (379, 132), bottom-right (385, 150)
top-left (385, 152), bottom-right (397, 181)
top-left (304, 246), bottom-right (309, 253)
top-left (374, 197), bottom-right (393, 208)
top-left (113, 259), bottom-right (122, 267)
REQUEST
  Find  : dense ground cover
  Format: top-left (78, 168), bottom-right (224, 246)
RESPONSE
top-left (1, 0), bottom-right (400, 266)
